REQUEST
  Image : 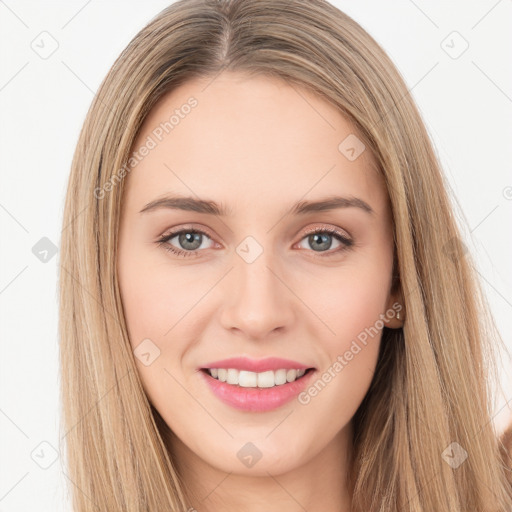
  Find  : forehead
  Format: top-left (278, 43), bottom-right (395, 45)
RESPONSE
top-left (124, 71), bottom-right (388, 217)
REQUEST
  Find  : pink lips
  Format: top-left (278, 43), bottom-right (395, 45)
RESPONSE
top-left (199, 357), bottom-right (316, 412)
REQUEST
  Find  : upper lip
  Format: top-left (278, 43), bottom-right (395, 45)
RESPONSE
top-left (201, 357), bottom-right (314, 373)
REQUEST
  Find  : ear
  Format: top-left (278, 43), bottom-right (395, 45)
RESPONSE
top-left (383, 254), bottom-right (404, 329)
top-left (382, 289), bottom-right (405, 329)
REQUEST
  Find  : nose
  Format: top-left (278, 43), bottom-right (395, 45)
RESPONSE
top-left (219, 248), bottom-right (296, 340)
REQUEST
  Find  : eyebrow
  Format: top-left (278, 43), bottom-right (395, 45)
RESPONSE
top-left (139, 194), bottom-right (374, 217)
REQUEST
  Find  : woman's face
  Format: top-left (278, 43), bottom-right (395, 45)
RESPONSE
top-left (117, 71), bottom-right (401, 478)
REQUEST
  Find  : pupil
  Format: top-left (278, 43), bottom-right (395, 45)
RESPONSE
top-left (311, 233), bottom-right (331, 252)
top-left (179, 232), bottom-right (201, 250)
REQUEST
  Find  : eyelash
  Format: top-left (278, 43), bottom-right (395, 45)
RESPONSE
top-left (156, 225), bottom-right (354, 259)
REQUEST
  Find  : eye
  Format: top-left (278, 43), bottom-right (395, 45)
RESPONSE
top-left (156, 226), bottom-right (215, 258)
top-left (296, 226), bottom-right (353, 257)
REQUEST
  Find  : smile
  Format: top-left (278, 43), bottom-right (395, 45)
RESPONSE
top-left (199, 366), bottom-right (316, 412)
top-left (204, 368), bottom-right (309, 388)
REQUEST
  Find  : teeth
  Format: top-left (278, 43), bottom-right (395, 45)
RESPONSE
top-left (239, 370), bottom-right (257, 387)
top-left (275, 369), bottom-right (287, 385)
top-left (286, 369), bottom-right (297, 382)
top-left (257, 371), bottom-right (274, 388)
top-left (207, 368), bottom-right (308, 388)
top-left (227, 368), bottom-right (239, 385)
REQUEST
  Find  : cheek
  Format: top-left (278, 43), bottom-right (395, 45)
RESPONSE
top-left (293, 265), bottom-right (391, 435)
top-left (298, 250), bottom-right (393, 396)
top-left (117, 247), bottom-right (199, 410)
top-left (325, 270), bottom-right (390, 345)
top-left (118, 247), bottom-right (197, 349)
top-left (308, 255), bottom-right (392, 347)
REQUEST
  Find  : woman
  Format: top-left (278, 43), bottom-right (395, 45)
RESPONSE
top-left (58, 0), bottom-right (512, 510)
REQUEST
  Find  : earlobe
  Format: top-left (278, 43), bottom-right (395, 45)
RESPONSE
top-left (395, 306), bottom-right (405, 328)
top-left (384, 288), bottom-right (405, 329)
top-left (383, 304), bottom-right (404, 329)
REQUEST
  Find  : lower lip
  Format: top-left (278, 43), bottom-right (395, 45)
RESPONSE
top-left (199, 369), bottom-right (316, 412)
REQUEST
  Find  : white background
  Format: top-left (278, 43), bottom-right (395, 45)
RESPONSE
top-left (1, 1), bottom-right (511, 510)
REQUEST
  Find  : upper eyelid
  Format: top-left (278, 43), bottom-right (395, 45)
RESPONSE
top-left (301, 225), bottom-right (351, 240)
top-left (159, 224), bottom-right (216, 243)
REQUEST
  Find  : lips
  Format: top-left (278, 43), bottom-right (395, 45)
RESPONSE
top-left (199, 356), bottom-right (316, 412)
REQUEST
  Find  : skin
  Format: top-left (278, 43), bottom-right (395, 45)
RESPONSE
top-left (117, 71), bottom-right (403, 512)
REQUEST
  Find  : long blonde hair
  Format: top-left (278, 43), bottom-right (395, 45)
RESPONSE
top-left (58, 0), bottom-right (512, 509)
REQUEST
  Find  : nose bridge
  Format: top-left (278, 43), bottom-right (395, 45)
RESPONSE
top-left (237, 245), bottom-right (277, 300)
top-left (220, 237), bottom-right (294, 338)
